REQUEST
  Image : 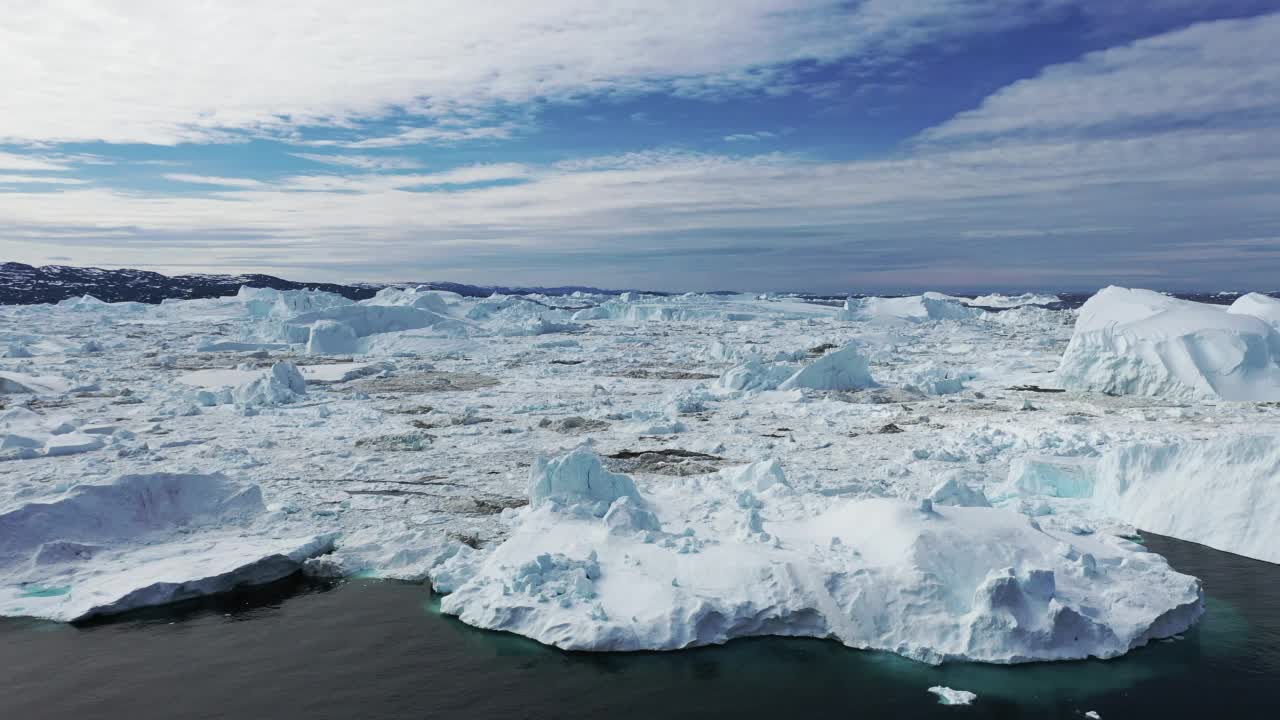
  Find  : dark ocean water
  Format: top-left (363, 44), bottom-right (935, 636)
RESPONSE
top-left (1, 532), bottom-right (1276, 720)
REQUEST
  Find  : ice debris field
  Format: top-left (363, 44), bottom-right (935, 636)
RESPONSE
top-left (3, 284), bottom-right (1280, 664)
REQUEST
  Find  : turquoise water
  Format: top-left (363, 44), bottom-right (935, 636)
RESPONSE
top-left (0, 532), bottom-right (1275, 719)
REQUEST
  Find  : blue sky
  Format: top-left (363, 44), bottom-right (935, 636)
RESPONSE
top-left (2, 1), bottom-right (1280, 293)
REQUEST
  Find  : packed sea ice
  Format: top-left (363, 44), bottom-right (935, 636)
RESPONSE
top-left (3, 284), bottom-right (1278, 664)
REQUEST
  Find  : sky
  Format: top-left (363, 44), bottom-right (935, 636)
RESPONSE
top-left (2, 1), bottom-right (1280, 293)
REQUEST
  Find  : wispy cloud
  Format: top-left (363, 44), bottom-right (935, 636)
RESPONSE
top-left (724, 131), bottom-right (777, 142)
top-left (3, 8), bottom-right (1280, 292)
top-left (0, 151), bottom-right (71, 171)
top-left (0, 174), bottom-right (87, 185)
top-left (924, 13), bottom-right (1280, 141)
top-left (162, 174), bottom-right (265, 188)
top-left (0, 1), bottom-right (1173, 147)
top-left (290, 153), bottom-right (423, 171)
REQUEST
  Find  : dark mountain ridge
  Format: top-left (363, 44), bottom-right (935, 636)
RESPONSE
top-left (0, 262), bottom-right (651, 305)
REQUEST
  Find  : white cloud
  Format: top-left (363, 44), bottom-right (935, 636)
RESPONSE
top-left (0, 151), bottom-right (71, 171)
top-left (0, 0), bottom-right (1132, 146)
top-left (4, 11), bottom-right (1280, 291)
top-left (290, 154), bottom-right (422, 171)
top-left (268, 163), bottom-right (530, 193)
top-left (162, 174), bottom-right (265, 188)
top-left (0, 174), bottom-right (87, 185)
top-left (925, 12), bottom-right (1280, 140)
top-left (724, 131), bottom-right (777, 142)
top-left (304, 123), bottom-right (521, 149)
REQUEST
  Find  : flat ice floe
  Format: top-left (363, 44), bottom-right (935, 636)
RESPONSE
top-left (4, 282), bottom-right (1280, 664)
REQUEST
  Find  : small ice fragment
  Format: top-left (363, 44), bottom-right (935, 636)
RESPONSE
top-left (928, 686), bottom-right (977, 706)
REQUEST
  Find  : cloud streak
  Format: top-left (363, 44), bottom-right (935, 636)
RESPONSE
top-left (0, 0), bottom-right (1177, 146)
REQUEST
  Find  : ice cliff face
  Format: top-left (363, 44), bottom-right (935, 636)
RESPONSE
top-left (0, 473), bottom-right (333, 621)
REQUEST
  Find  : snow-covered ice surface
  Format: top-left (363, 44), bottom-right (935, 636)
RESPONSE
top-left (4, 284), bottom-right (1279, 664)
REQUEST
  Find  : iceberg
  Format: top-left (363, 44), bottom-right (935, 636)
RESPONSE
top-left (965, 293), bottom-right (1060, 308)
top-left (928, 686), bottom-right (978, 706)
top-left (0, 472), bottom-right (334, 621)
top-left (233, 361), bottom-right (307, 407)
top-left (284, 304), bottom-right (464, 345)
top-left (1057, 287), bottom-right (1280, 400)
top-left (306, 319), bottom-right (359, 355)
top-left (836, 293), bottom-right (980, 323)
top-left (438, 451), bottom-right (1202, 664)
top-left (778, 343), bottom-right (875, 391)
top-left (717, 343), bottom-right (875, 393)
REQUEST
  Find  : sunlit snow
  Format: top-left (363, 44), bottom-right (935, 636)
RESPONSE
top-left (3, 284), bottom-right (1278, 664)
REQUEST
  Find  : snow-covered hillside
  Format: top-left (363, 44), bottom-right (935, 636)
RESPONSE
top-left (4, 284), bottom-right (1280, 664)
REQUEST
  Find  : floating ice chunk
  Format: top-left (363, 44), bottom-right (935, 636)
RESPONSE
top-left (1057, 287), bottom-right (1280, 400)
top-left (362, 287), bottom-right (454, 315)
top-left (717, 358), bottom-right (797, 392)
top-left (717, 343), bottom-right (875, 393)
top-left (779, 343), bottom-right (875, 391)
top-left (928, 475), bottom-right (991, 507)
top-left (306, 319), bottom-right (359, 355)
top-left (285, 305), bottom-right (463, 344)
top-left (499, 317), bottom-right (584, 337)
top-left (902, 363), bottom-right (968, 395)
top-left (722, 459), bottom-right (789, 492)
top-left (603, 496), bottom-right (662, 533)
top-left (0, 407), bottom-right (104, 458)
top-left (42, 433), bottom-right (106, 457)
top-left (622, 419), bottom-right (688, 435)
top-left (233, 361), bottom-right (307, 407)
top-left (928, 687), bottom-right (977, 706)
top-left (965, 293), bottom-right (1060, 308)
top-left (1009, 455), bottom-right (1097, 499)
top-left (837, 293), bottom-right (979, 323)
top-left (528, 450), bottom-right (646, 517)
top-left (237, 286), bottom-right (352, 319)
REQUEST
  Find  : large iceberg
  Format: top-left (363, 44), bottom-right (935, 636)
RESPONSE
top-left (836, 293), bottom-right (979, 323)
top-left (438, 451), bottom-right (1202, 664)
top-left (282, 305), bottom-right (464, 345)
top-left (778, 342), bottom-right (875, 391)
top-left (717, 342), bottom-right (876, 393)
top-left (1057, 287), bottom-right (1280, 400)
